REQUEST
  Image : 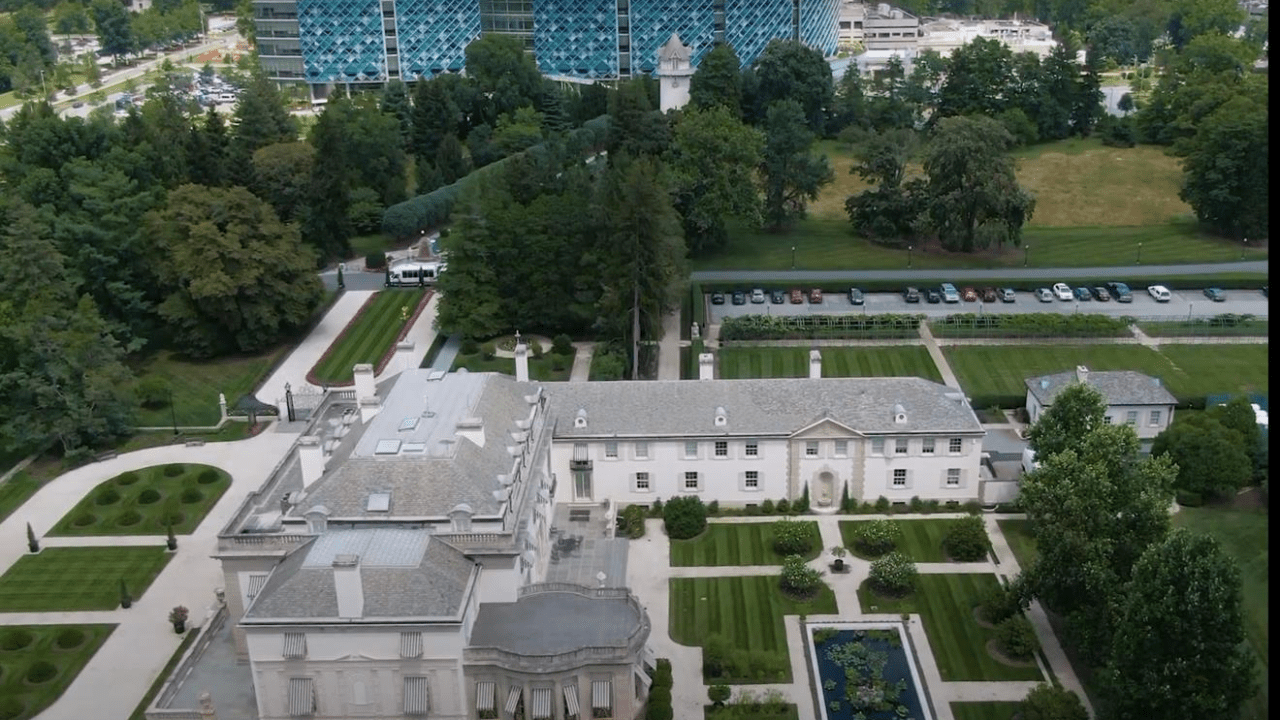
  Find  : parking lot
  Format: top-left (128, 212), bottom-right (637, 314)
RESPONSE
top-left (708, 286), bottom-right (1271, 322)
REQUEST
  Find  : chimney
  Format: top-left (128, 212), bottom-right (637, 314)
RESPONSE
top-left (395, 341), bottom-right (414, 377)
top-left (455, 418), bottom-right (486, 447)
top-left (359, 396), bottom-right (381, 423)
top-left (514, 342), bottom-right (529, 382)
top-left (1075, 365), bottom-right (1089, 384)
top-left (298, 435), bottom-right (324, 488)
top-left (332, 554), bottom-right (364, 619)
top-left (809, 349), bottom-right (823, 379)
top-left (353, 363), bottom-right (376, 402)
top-left (698, 353), bottom-right (715, 380)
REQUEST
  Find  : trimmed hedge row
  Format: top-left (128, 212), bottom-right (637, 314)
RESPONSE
top-left (928, 313), bottom-right (1132, 338)
top-left (381, 115), bottom-right (611, 239)
top-left (646, 658), bottom-right (673, 720)
top-left (720, 313), bottom-right (923, 341)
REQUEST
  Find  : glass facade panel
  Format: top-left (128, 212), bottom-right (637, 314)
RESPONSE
top-left (723, 0), bottom-right (793, 70)
top-left (629, 0), bottom-right (717, 75)
top-left (298, 0), bottom-right (389, 83)
top-left (799, 0), bottom-right (840, 56)
top-left (533, 0), bottom-right (618, 78)
top-left (395, 0), bottom-right (481, 79)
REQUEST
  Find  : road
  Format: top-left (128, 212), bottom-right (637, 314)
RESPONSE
top-left (689, 260), bottom-right (1268, 282)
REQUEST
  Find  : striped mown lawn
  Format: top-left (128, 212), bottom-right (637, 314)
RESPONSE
top-left (705, 703), bottom-right (800, 719)
top-left (669, 576), bottom-right (837, 683)
top-left (0, 547), bottom-right (173, 612)
top-left (839, 519), bottom-right (981, 562)
top-left (950, 702), bottom-right (1023, 720)
top-left (856, 574), bottom-right (1044, 682)
top-left (47, 464), bottom-right (231, 537)
top-left (1155, 344), bottom-right (1269, 400)
top-left (0, 624), bottom-right (116, 720)
top-left (996, 519), bottom-right (1039, 569)
top-left (717, 346), bottom-right (941, 381)
top-left (310, 289), bottom-right (426, 384)
top-left (670, 522), bottom-right (822, 566)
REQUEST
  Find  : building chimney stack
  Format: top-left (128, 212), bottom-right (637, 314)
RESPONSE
top-left (809, 349), bottom-right (823, 379)
top-left (353, 363), bottom-right (376, 402)
top-left (514, 342), bottom-right (529, 382)
top-left (698, 353), bottom-right (715, 380)
top-left (298, 435), bottom-right (324, 488)
top-left (332, 554), bottom-right (364, 619)
top-left (395, 341), bottom-right (414, 377)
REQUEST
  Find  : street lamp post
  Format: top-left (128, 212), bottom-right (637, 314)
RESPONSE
top-left (1023, 244), bottom-right (1030, 267)
top-left (1136, 242), bottom-right (1142, 264)
top-left (907, 245), bottom-right (913, 268)
top-left (791, 246), bottom-right (796, 269)
top-left (1242, 237), bottom-right (1248, 260)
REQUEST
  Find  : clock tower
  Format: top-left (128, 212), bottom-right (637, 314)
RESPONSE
top-left (656, 33), bottom-right (694, 112)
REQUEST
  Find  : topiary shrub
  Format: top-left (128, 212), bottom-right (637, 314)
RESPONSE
top-left (772, 519), bottom-right (814, 556)
top-left (908, 495), bottom-right (924, 512)
top-left (943, 515), bottom-right (991, 561)
top-left (652, 658), bottom-right (672, 688)
top-left (760, 498), bottom-right (774, 515)
top-left (0, 629), bottom-right (33, 651)
top-left (996, 615), bottom-right (1039, 660)
top-left (55, 628), bottom-right (86, 649)
top-left (663, 496), bottom-right (707, 539)
top-left (95, 488), bottom-right (121, 506)
top-left (180, 488), bottom-right (203, 504)
top-left (25, 661), bottom-right (57, 684)
top-left (617, 504), bottom-right (648, 539)
top-left (116, 510), bottom-right (143, 527)
top-left (1020, 684), bottom-right (1088, 720)
top-left (775, 498), bottom-right (790, 514)
top-left (853, 519), bottom-right (900, 556)
top-left (869, 552), bottom-right (917, 596)
top-left (648, 687), bottom-right (671, 706)
top-left (0, 697), bottom-right (25, 720)
top-left (162, 464), bottom-right (185, 477)
top-left (874, 496), bottom-right (891, 512)
top-left (72, 513), bottom-right (97, 527)
top-left (706, 500), bottom-right (719, 515)
top-left (138, 489), bottom-right (162, 505)
top-left (480, 341), bottom-right (496, 360)
top-left (552, 333), bottom-right (574, 356)
top-left (980, 579), bottom-right (1029, 625)
top-left (196, 469), bottom-right (220, 484)
top-left (365, 251), bottom-right (386, 269)
top-left (115, 471), bottom-right (140, 486)
top-left (707, 684), bottom-right (730, 707)
top-left (135, 376), bottom-right (171, 409)
top-left (779, 554), bottom-right (824, 597)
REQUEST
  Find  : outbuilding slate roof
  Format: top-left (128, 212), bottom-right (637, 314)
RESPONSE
top-left (1025, 369), bottom-right (1178, 407)
top-left (543, 377), bottom-right (982, 437)
top-left (468, 592), bottom-right (643, 656)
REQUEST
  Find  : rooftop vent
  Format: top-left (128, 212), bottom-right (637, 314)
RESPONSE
top-left (374, 439), bottom-right (402, 455)
top-left (398, 417), bottom-right (419, 432)
top-left (1040, 379), bottom-right (1050, 390)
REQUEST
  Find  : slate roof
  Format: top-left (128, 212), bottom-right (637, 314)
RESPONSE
top-left (543, 377), bottom-right (982, 437)
top-left (1025, 369), bottom-right (1178, 407)
top-left (468, 592), bottom-right (643, 655)
top-left (244, 528), bottom-right (476, 621)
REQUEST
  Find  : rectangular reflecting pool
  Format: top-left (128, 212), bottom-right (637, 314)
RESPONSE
top-left (807, 621), bottom-right (934, 720)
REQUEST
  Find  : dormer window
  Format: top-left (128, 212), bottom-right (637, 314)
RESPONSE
top-left (893, 403), bottom-right (907, 424)
top-left (449, 503), bottom-right (473, 532)
top-left (714, 406), bottom-right (727, 427)
top-left (574, 409), bottom-right (587, 428)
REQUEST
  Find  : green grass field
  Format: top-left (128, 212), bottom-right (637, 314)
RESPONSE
top-left (944, 344), bottom-right (1269, 407)
top-left (450, 351), bottom-right (573, 381)
top-left (670, 522), bottom-right (822, 566)
top-left (1138, 319), bottom-right (1269, 337)
top-left (996, 519), bottom-right (1039, 569)
top-left (717, 346), bottom-right (942, 382)
top-left (310, 289), bottom-right (425, 384)
top-left (130, 348), bottom-right (285, 427)
top-left (839, 519), bottom-right (983, 562)
top-left (0, 547), bottom-right (172, 611)
top-left (857, 574), bottom-right (1044, 682)
top-left (705, 703), bottom-right (800, 720)
top-left (950, 702), bottom-right (1023, 720)
top-left (669, 576), bottom-right (838, 683)
top-left (0, 624), bottom-right (116, 720)
top-left (47, 464), bottom-right (231, 537)
top-left (0, 471), bottom-right (45, 525)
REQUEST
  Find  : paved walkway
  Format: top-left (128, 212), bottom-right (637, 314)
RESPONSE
top-left (255, 290), bottom-right (373, 404)
top-left (917, 323), bottom-right (962, 388)
top-left (0, 429), bottom-right (297, 720)
top-left (657, 308), bottom-right (683, 381)
top-left (569, 342), bottom-right (596, 382)
top-left (628, 513), bottom-right (1090, 720)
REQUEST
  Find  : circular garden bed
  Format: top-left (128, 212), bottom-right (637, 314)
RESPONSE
top-left (48, 464), bottom-right (231, 537)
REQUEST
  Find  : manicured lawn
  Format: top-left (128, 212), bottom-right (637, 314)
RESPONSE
top-left (670, 522), bottom-right (822, 566)
top-left (112, 421), bottom-right (256, 454)
top-left (996, 519), bottom-right (1039, 569)
top-left (0, 624), bottom-right (117, 720)
top-left (839, 519), bottom-right (976, 562)
top-left (944, 344), bottom-right (1269, 407)
top-left (0, 547), bottom-right (173, 611)
top-left (669, 576), bottom-right (837, 683)
top-left (47, 464), bottom-right (231, 537)
top-left (856, 574), bottom-right (1044, 682)
top-left (0, 471), bottom-right (44, 524)
top-left (311, 289), bottom-right (426, 384)
top-left (704, 703), bottom-right (799, 720)
top-left (130, 348), bottom-right (285, 426)
top-left (950, 701), bottom-right (1023, 720)
top-left (450, 351), bottom-right (574, 381)
top-left (1138, 319), bottom-right (1269, 337)
top-left (1174, 504), bottom-right (1269, 720)
top-left (717, 346), bottom-right (941, 382)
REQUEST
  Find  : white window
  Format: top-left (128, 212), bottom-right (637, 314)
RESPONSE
top-left (714, 441), bottom-right (728, 458)
top-left (892, 469), bottom-right (908, 488)
top-left (946, 468), bottom-right (961, 487)
top-left (949, 437), bottom-right (963, 453)
top-left (744, 441), bottom-right (759, 457)
top-left (922, 437), bottom-right (935, 454)
top-left (871, 438), bottom-right (885, 455)
top-left (634, 472), bottom-right (650, 492)
top-left (834, 440), bottom-right (848, 457)
top-left (1149, 410), bottom-right (1162, 426)
top-left (684, 471), bottom-right (700, 491)
top-left (684, 441), bottom-right (698, 458)
top-left (745, 470), bottom-right (759, 489)
top-left (1103, 415), bottom-right (1113, 424)
top-left (895, 438), bottom-right (909, 455)
top-left (604, 442), bottom-right (618, 459)
top-left (806, 441), bottom-right (819, 457)
top-left (1126, 410), bottom-right (1138, 425)
top-left (634, 441), bottom-right (649, 459)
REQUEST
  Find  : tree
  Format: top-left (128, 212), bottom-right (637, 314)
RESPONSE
top-left (942, 515), bottom-right (990, 561)
top-left (779, 554), bottom-right (824, 597)
top-left (937, 37), bottom-right (1015, 119)
top-left (186, 105), bottom-right (229, 187)
top-left (229, 71), bottom-right (296, 183)
top-left (1209, 396), bottom-right (1265, 480)
top-left (91, 0), bottom-right (134, 59)
top-left (688, 42), bottom-right (743, 116)
top-left (1167, 0), bottom-right (1247, 49)
top-left (251, 141), bottom-right (315, 223)
top-left (1103, 529), bottom-right (1255, 720)
top-left (1019, 684), bottom-right (1088, 720)
top-left (752, 39), bottom-right (833, 134)
top-left (301, 97), bottom-right (355, 260)
top-left (380, 78), bottom-right (414, 150)
top-left (665, 106), bottom-right (763, 255)
top-left (54, 2), bottom-right (93, 37)
top-left (829, 63), bottom-right (867, 133)
top-left (1150, 413), bottom-right (1252, 498)
top-left (759, 100), bottom-right (833, 230)
top-left (463, 33), bottom-right (542, 125)
top-left (1178, 93), bottom-right (1268, 240)
top-left (1026, 381), bottom-right (1108, 459)
top-left (1117, 92), bottom-right (1134, 115)
top-left (662, 495), bottom-right (707, 539)
top-left (607, 77), bottom-right (669, 159)
top-left (26, 522), bottom-right (38, 553)
top-left (145, 185), bottom-right (324, 358)
top-left (434, 133), bottom-right (471, 185)
top-left (411, 73), bottom-right (462, 165)
top-left (492, 106), bottom-right (545, 156)
top-left (536, 79), bottom-right (571, 135)
top-left (922, 115), bottom-right (1034, 252)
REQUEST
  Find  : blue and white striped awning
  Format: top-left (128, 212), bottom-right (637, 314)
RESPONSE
top-left (505, 685), bottom-right (522, 713)
top-left (475, 682), bottom-right (496, 712)
top-left (563, 683), bottom-right (580, 717)
top-left (287, 677), bottom-right (313, 717)
top-left (282, 632), bottom-right (306, 659)
top-left (400, 631), bottom-right (422, 658)
top-left (531, 687), bottom-right (553, 720)
top-left (403, 677), bottom-right (428, 715)
top-left (591, 680), bottom-right (612, 710)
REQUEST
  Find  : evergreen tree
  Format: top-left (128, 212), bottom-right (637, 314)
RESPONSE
top-left (302, 97), bottom-right (354, 260)
top-left (688, 43), bottom-right (743, 116)
top-left (380, 78), bottom-right (414, 151)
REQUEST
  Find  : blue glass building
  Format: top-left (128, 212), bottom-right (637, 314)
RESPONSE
top-left (255, 0), bottom-right (841, 94)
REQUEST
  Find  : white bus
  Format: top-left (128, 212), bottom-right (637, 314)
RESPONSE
top-left (386, 260), bottom-right (445, 286)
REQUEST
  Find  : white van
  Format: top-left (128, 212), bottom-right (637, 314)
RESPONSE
top-left (217, 92), bottom-right (236, 105)
top-left (1021, 447), bottom-right (1040, 475)
top-left (386, 260), bottom-right (445, 286)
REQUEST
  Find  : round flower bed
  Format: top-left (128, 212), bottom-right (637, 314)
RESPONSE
top-left (196, 469), bottom-right (221, 485)
top-left (115, 510), bottom-right (143, 527)
top-left (72, 513), bottom-right (97, 528)
top-left (115, 471), bottom-right (140, 486)
top-left (25, 661), bottom-right (57, 685)
top-left (162, 464), bottom-right (185, 477)
top-left (180, 488), bottom-right (203, 504)
top-left (137, 489), bottom-right (162, 505)
top-left (94, 488), bottom-right (121, 506)
top-left (0, 697), bottom-right (25, 720)
top-left (55, 628), bottom-right (86, 650)
top-left (0, 629), bottom-right (33, 651)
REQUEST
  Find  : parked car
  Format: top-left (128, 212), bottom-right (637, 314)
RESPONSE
top-left (770, 289), bottom-right (786, 304)
top-left (940, 283), bottom-right (960, 303)
top-left (1035, 288), bottom-right (1054, 302)
top-left (925, 288), bottom-right (941, 303)
top-left (1073, 286), bottom-right (1092, 301)
top-left (710, 291), bottom-right (726, 305)
top-left (809, 288), bottom-right (823, 304)
top-left (847, 287), bottom-right (864, 305)
top-left (961, 286), bottom-right (978, 302)
top-left (790, 288), bottom-right (804, 304)
top-left (997, 288), bottom-right (1015, 303)
top-left (1203, 287), bottom-right (1226, 302)
top-left (1091, 286), bottom-right (1111, 301)
top-left (981, 287), bottom-right (998, 303)
top-left (1105, 281), bottom-right (1133, 303)
top-left (1052, 283), bottom-right (1073, 301)
top-left (1147, 285), bottom-right (1172, 302)
top-left (903, 286), bottom-right (921, 303)
top-left (750, 288), bottom-right (766, 304)
top-left (731, 290), bottom-right (746, 305)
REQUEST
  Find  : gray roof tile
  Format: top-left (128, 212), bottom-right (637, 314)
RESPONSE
top-left (1025, 369), bottom-right (1177, 406)
top-left (468, 592), bottom-right (642, 655)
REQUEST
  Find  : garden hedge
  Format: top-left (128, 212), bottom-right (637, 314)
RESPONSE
top-left (720, 313), bottom-right (923, 341)
top-left (929, 313), bottom-right (1133, 338)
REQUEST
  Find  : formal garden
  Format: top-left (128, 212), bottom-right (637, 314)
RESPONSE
top-left (309, 288), bottom-right (428, 384)
top-left (808, 624), bottom-right (927, 720)
top-left (839, 517), bottom-right (992, 563)
top-left (0, 624), bottom-right (117, 720)
top-left (716, 346), bottom-right (941, 382)
top-left (46, 464), bottom-right (231, 537)
top-left (0, 547), bottom-right (172, 612)
top-left (670, 521), bottom-right (823, 567)
top-left (450, 335), bottom-right (576, 381)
